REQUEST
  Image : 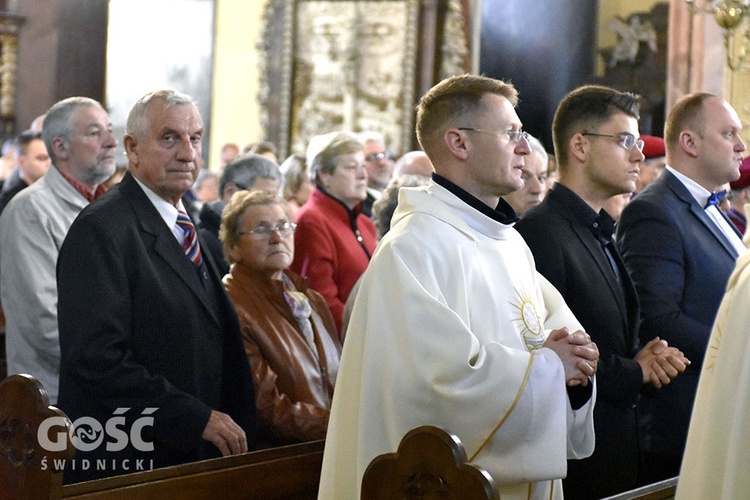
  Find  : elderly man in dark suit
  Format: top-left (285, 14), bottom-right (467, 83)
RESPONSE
top-left (57, 89), bottom-right (256, 483)
top-left (617, 92), bottom-right (746, 483)
top-left (515, 85), bottom-right (689, 498)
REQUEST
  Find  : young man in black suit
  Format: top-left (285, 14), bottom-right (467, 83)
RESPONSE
top-left (515, 85), bottom-right (689, 498)
top-left (57, 90), bottom-right (256, 483)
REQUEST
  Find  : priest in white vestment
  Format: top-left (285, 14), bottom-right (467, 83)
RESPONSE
top-left (318, 74), bottom-right (598, 500)
top-left (677, 251), bottom-right (750, 499)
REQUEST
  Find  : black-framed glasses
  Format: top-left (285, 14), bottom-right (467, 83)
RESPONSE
top-left (238, 221), bottom-right (297, 238)
top-left (365, 151), bottom-right (394, 162)
top-left (458, 127), bottom-right (529, 143)
top-left (582, 132), bottom-right (645, 152)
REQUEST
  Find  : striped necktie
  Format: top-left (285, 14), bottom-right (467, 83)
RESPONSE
top-left (176, 210), bottom-right (203, 266)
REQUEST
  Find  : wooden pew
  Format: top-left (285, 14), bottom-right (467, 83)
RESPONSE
top-left (61, 440), bottom-right (324, 500)
top-left (602, 477), bottom-right (678, 500)
top-left (0, 373), bottom-right (323, 500)
top-left (362, 425), bottom-right (496, 499)
top-left (0, 373), bottom-right (678, 500)
top-left (0, 374), bottom-right (75, 500)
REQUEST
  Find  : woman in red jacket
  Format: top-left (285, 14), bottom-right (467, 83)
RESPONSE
top-left (290, 132), bottom-right (377, 337)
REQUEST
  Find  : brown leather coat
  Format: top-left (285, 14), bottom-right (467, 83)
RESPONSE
top-left (223, 266), bottom-right (341, 446)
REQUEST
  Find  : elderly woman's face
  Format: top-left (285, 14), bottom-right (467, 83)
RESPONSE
top-left (230, 203), bottom-right (294, 279)
top-left (320, 151), bottom-right (368, 209)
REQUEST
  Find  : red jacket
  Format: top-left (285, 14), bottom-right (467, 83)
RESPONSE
top-left (291, 188), bottom-right (376, 335)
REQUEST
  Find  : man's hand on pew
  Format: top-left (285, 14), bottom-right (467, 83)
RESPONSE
top-left (202, 410), bottom-right (248, 456)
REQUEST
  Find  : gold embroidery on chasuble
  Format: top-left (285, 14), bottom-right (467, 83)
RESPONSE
top-left (511, 288), bottom-right (544, 351)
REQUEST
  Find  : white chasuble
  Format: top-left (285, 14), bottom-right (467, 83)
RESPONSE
top-left (318, 183), bottom-right (595, 500)
top-left (677, 251), bottom-right (750, 499)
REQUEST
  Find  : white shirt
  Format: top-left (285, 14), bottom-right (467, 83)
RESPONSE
top-left (133, 175), bottom-right (188, 244)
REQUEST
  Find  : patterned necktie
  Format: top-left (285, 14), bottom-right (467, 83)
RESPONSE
top-left (176, 210), bottom-right (203, 266)
top-left (705, 190), bottom-right (727, 209)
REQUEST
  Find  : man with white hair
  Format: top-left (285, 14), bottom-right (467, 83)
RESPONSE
top-left (57, 89), bottom-right (256, 482)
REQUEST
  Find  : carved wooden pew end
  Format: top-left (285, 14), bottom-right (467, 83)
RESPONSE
top-left (361, 425), bottom-right (497, 499)
top-left (0, 374), bottom-right (75, 500)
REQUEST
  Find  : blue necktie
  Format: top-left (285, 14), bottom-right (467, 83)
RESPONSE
top-left (705, 190), bottom-right (727, 209)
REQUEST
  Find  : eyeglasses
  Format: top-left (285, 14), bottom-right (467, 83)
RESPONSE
top-left (365, 151), bottom-right (394, 162)
top-left (238, 221), bottom-right (297, 238)
top-left (458, 127), bottom-right (530, 143)
top-left (582, 132), bottom-right (645, 152)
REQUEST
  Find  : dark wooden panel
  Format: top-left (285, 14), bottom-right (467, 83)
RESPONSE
top-left (53, 0), bottom-right (108, 103)
top-left (480, 0), bottom-right (599, 153)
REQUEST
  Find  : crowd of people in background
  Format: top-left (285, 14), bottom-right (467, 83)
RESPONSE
top-left (0, 74), bottom-right (746, 498)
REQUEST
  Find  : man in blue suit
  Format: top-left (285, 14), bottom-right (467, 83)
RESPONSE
top-left (617, 92), bottom-right (747, 482)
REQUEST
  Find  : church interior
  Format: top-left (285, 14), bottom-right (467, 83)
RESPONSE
top-left (0, 0), bottom-right (748, 498)
top-left (0, 0), bottom-right (747, 168)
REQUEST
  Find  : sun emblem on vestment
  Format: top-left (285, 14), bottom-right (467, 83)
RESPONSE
top-left (511, 289), bottom-right (544, 351)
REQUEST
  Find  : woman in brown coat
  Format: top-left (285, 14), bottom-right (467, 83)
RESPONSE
top-left (220, 190), bottom-right (341, 447)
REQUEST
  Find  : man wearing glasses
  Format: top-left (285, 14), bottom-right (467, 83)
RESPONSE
top-left (357, 130), bottom-right (394, 217)
top-left (617, 93), bottom-right (746, 483)
top-left (319, 74), bottom-right (599, 500)
top-left (515, 85), bottom-right (689, 498)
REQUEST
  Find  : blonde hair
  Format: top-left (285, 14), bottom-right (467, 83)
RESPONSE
top-left (415, 74), bottom-right (518, 157)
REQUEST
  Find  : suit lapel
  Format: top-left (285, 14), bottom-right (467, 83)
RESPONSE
top-left (120, 173), bottom-right (222, 327)
top-left (664, 171), bottom-right (741, 259)
top-left (549, 191), bottom-right (630, 321)
top-left (569, 216), bottom-right (629, 317)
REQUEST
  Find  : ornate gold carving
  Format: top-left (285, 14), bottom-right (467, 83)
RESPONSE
top-left (259, 0), bottom-right (469, 159)
top-left (0, 35), bottom-right (18, 117)
top-left (440, 0), bottom-right (469, 79)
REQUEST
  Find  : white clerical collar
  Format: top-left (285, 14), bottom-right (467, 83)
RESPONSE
top-left (133, 175), bottom-right (186, 243)
top-left (666, 165), bottom-right (712, 207)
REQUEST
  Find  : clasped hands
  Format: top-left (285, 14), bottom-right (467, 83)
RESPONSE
top-left (635, 337), bottom-right (690, 388)
top-left (543, 327), bottom-right (599, 387)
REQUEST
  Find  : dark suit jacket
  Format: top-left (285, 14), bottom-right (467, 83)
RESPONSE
top-left (0, 173), bottom-right (28, 216)
top-left (515, 184), bottom-right (643, 498)
top-left (617, 168), bottom-right (741, 457)
top-left (198, 199), bottom-right (230, 276)
top-left (57, 172), bottom-right (256, 482)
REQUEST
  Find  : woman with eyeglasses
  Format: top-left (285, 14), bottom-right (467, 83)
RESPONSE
top-left (290, 132), bottom-right (377, 336)
top-left (220, 190), bottom-right (341, 447)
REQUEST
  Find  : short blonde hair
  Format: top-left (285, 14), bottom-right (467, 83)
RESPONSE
top-left (219, 190), bottom-right (292, 264)
top-left (415, 74), bottom-right (518, 157)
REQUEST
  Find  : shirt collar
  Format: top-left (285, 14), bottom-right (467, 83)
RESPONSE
top-left (552, 183), bottom-right (616, 242)
top-left (58, 167), bottom-right (109, 202)
top-left (132, 175), bottom-right (186, 234)
top-left (666, 165), bottom-right (712, 207)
